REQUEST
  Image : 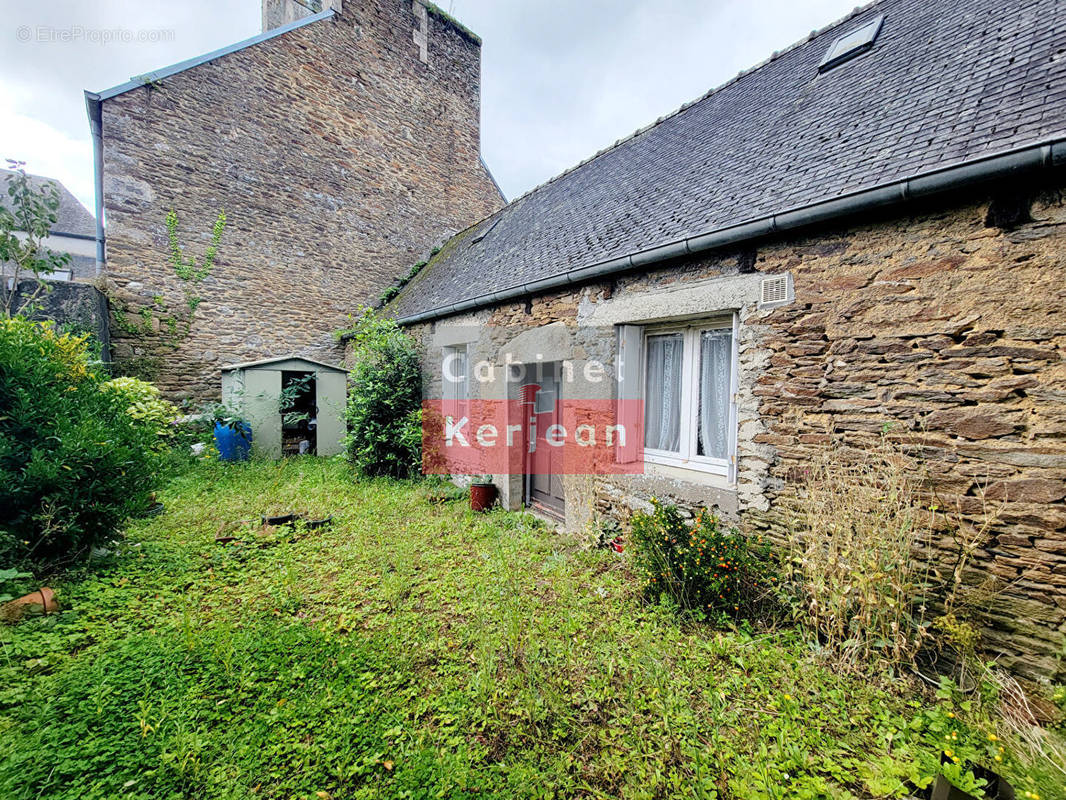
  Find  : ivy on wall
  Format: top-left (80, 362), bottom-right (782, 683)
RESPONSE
top-left (109, 209), bottom-right (226, 377)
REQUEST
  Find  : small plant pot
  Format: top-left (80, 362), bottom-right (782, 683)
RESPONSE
top-left (470, 482), bottom-right (497, 512)
top-left (930, 776), bottom-right (981, 800)
top-left (930, 772), bottom-right (1015, 800)
top-left (143, 502), bottom-right (165, 518)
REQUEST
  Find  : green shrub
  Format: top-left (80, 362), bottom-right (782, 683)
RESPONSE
top-left (0, 318), bottom-right (163, 568)
top-left (343, 307), bottom-right (422, 478)
top-left (630, 499), bottom-right (771, 622)
top-left (99, 376), bottom-right (179, 449)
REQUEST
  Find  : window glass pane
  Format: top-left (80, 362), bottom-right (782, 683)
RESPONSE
top-left (644, 333), bottom-right (683, 452)
top-left (443, 346), bottom-right (467, 402)
top-left (533, 387), bottom-right (555, 414)
top-left (455, 348), bottom-right (468, 401)
top-left (697, 328), bottom-right (731, 459)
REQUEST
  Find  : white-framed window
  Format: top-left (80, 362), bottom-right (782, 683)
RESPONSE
top-left (641, 316), bottom-right (738, 478)
top-left (441, 344), bottom-right (469, 419)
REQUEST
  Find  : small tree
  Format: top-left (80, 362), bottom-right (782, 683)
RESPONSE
top-left (0, 160), bottom-right (71, 318)
top-left (342, 307), bottom-right (422, 478)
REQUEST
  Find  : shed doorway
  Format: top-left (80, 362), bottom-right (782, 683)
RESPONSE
top-left (281, 371), bottom-right (317, 456)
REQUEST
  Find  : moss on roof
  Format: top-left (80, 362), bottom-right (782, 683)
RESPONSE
top-left (422, 2), bottom-right (481, 45)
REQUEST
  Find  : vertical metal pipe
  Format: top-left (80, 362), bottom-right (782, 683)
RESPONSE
top-left (84, 93), bottom-right (105, 276)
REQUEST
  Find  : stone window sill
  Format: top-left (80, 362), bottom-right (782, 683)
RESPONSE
top-left (644, 459), bottom-right (736, 491)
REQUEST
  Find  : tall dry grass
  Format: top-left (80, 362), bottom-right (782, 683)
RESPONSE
top-left (783, 432), bottom-right (939, 672)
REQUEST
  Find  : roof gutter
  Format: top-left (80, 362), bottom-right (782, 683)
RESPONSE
top-left (396, 137), bottom-right (1066, 326)
top-left (85, 91), bottom-right (105, 276)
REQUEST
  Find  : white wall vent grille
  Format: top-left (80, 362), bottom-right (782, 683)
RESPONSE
top-left (760, 275), bottom-right (790, 306)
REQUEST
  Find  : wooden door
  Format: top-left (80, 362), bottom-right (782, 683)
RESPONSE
top-left (526, 366), bottom-right (565, 518)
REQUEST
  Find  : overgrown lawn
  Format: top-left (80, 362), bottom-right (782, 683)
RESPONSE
top-left (0, 460), bottom-right (1059, 799)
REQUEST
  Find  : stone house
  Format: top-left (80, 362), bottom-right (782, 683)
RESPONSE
top-left (383, 0), bottom-right (1066, 680)
top-left (0, 169), bottom-right (97, 281)
top-left (86, 0), bottom-right (503, 399)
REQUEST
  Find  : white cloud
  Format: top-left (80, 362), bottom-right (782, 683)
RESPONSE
top-left (0, 84), bottom-right (94, 210)
top-left (0, 0), bottom-right (860, 209)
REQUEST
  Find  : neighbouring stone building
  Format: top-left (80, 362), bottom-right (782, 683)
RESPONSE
top-left (381, 0), bottom-right (1066, 680)
top-left (0, 169), bottom-right (97, 281)
top-left (86, 0), bottom-right (503, 399)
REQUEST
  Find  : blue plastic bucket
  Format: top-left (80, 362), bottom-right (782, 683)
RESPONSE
top-left (214, 421), bottom-right (252, 461)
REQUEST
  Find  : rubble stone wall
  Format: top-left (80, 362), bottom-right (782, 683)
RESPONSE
top-left (102, 0), bottom-right (502, 399)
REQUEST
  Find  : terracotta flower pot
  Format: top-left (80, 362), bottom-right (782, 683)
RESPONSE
top-left (1, 587), bottom-right (58, 623)
top-left (470, 482), bottom-right (497, 512)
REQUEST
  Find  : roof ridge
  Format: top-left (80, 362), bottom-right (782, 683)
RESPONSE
top-left (501, 0), bottom-right (884, 208)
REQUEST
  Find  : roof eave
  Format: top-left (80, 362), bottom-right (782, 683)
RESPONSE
top-left (394, 137), bottom-right (1066, 326)
top-left (221, 354), bottom-right (349, 373)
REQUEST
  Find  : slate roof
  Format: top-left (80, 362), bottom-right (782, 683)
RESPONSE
top-left (391, 0), bottom-right (1066, 321)
top-left (0, 169), bottom-right (95, 238)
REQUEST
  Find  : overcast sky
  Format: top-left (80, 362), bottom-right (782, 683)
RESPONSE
top-left (0, 0), bottom-right (859, 213)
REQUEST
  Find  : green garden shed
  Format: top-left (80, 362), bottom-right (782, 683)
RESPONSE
top-left (220, 356), bottom-right (348, 458)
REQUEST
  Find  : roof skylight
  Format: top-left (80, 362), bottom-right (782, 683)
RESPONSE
top-left (819, 15), bottom-right (884, 72)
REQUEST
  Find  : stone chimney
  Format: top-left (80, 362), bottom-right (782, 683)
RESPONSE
top-left (262, 0), bottom-right (341, 33)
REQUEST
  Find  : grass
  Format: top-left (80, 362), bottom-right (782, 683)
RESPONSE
top-left (0, 458), bottom-right (1062, 799)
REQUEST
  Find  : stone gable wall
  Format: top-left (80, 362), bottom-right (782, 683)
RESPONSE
top-left (102, 0), bottom-right (502, 399)
top-left (400, 184), bottom-right (1066, 681)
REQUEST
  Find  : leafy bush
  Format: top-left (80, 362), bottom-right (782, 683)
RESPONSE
top-left (0, 318), bottom-right (163, 567)
top-left (630, 499), bottom-right (771, 621)
top-left (99, 376), bottom-right (179, 449)
top-left (342, 307), bottom-right (422, 478)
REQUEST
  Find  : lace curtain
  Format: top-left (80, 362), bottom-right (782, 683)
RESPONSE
top-left (443, 346), bottom-right (467, 402)
top-left (644, 333), bottom-right (682, 451)
top-left (697, 329), bottom-right (731, 459)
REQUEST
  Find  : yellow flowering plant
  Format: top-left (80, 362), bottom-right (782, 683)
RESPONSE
top-left (0, 317), bottom-right (163, 567)
top-left (629, 498), bottom-right (772, 622)
top-left (99, 376), bottom-right (179, 449)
